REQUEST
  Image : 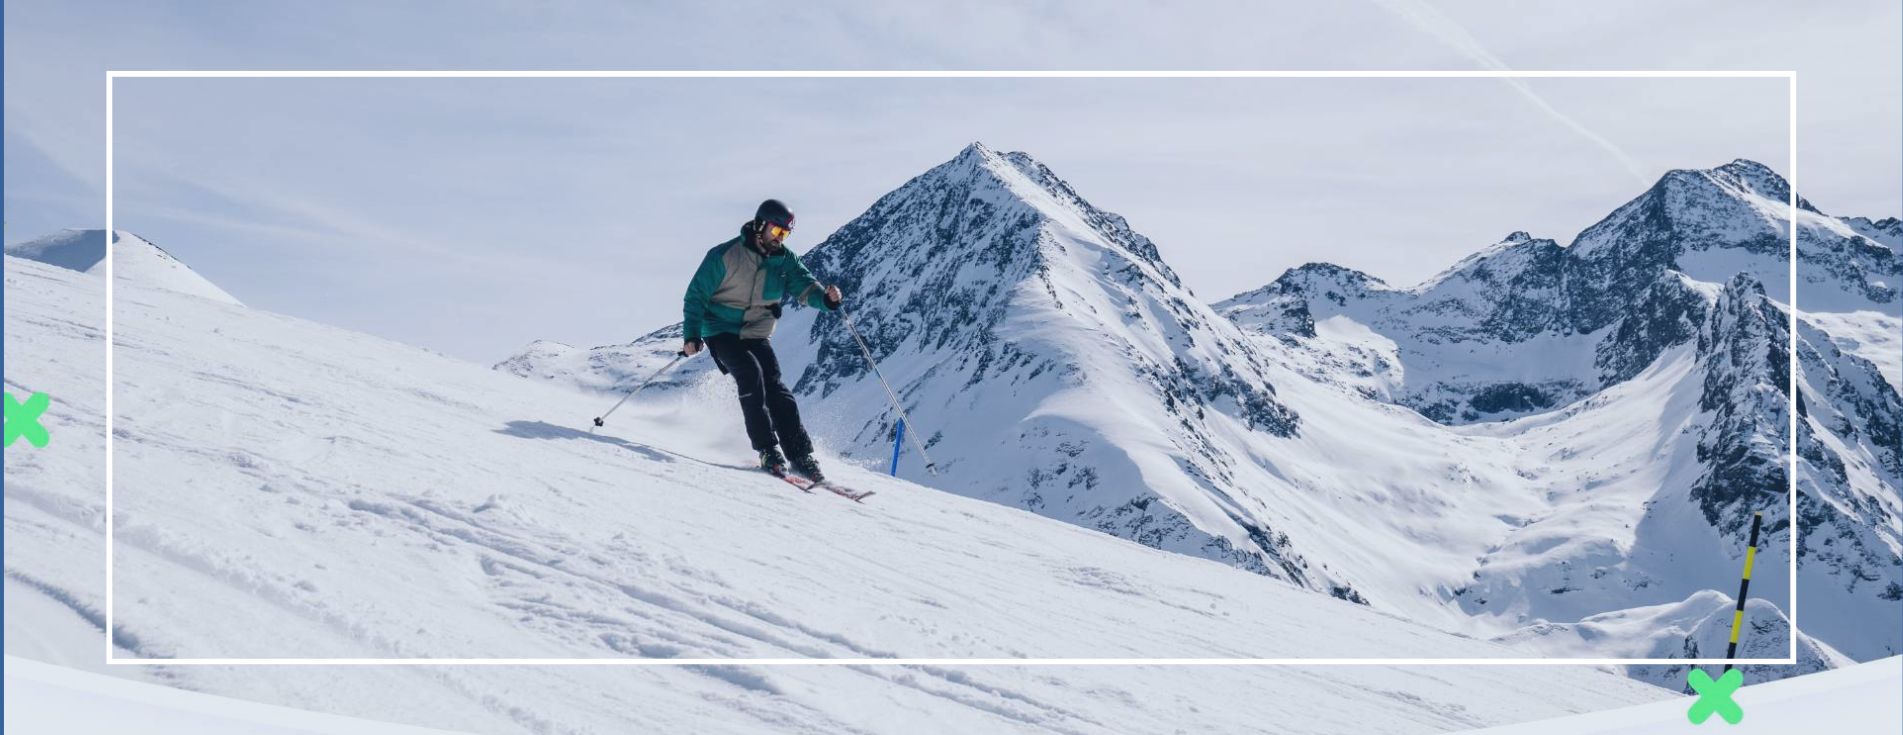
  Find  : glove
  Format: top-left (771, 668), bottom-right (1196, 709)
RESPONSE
top-left (824, 285), bottom-right (843, 309)
top-left (683, 339), bottom-right (702, 357)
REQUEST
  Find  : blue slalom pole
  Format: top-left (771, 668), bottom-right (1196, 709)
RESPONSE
top-left (889, 419), bottom-right (906, 476)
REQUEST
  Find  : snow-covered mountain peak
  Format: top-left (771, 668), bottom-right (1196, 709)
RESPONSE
top-left (1414, 231), bottom-right (1564, 294)
top-left (1246, 262), bottom-right (1393, 304)
top-left (5, 228), bottom-right (242, 305)
top-left (1707, 158), bottom-right (1814, 211)
top-left (1215, 263), bottom-right (1398, 342)
top-left (1573, 160), bottom-right (1804, 261)
top-left (1644, 158), bottom-right (1809, 214)
top-left (793, 138), bottom-right (1306, 458)
top-left (952, 138), bottom-right (999, 163)
top-left (1566, 159), bottom-right (1895, 311)
top-left (872, 142), bottom-right (1181, 285)
top-left (933, 140), bottom-right (1029, 191)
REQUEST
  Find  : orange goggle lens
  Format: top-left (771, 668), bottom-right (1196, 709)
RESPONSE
top-left (765, 223), bottom-right (792, 240)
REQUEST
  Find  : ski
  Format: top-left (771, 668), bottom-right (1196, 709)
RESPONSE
top-left (765, 468), bottom-right (873, 503)
top-left (765, 468), bottom-right (816, 494)
top-left (809, 479), bottom-right (874, 503)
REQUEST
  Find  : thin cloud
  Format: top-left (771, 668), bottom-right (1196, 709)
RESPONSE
top-left (1367, 0), bottom-right (1652, 184)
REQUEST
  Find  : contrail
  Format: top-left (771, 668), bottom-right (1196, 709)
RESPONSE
top-left (1368, 0), bottom-right (1652, 185)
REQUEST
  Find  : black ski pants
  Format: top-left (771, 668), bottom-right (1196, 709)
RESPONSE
top-left (705, 333), bottom-right (814, 457)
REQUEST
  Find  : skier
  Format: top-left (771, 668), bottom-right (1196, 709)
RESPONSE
top-left (681, 199), bottom-right (843, 481)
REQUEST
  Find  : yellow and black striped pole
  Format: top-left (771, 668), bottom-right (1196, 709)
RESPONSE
top-left (1723, 511), bottom-right (1765, 672)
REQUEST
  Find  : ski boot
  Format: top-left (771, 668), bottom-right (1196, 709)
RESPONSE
top-left (759, 447), bottom-right (788, 476)
top-left (789, 453), bottom-right (825, 483)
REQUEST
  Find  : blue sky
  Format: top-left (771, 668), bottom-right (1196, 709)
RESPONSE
top-left (5, 1), bottom-right (1897, 362)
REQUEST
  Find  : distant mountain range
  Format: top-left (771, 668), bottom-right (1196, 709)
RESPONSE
top-left (500, 143), bottom-right (1900, 679)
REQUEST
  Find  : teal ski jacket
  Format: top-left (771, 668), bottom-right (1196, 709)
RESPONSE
top-left (681, 224), bottom-right (833, 341)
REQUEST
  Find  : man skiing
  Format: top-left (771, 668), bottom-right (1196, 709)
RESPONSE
top-left (681, 199), bottom-right (843, 481)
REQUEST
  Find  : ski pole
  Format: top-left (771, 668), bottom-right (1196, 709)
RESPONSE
top-left (837, 305), bottom-right (938, 475)
top-left (592, 350), bottom-right (689, 429)
top-left (889, 419), bottom-right (905, 476)
top-left (1723, 510), bottom-right (1765, 673)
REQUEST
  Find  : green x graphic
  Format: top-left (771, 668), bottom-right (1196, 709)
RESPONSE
top-left (1686, 668), bottom-right (1744, 724)
top-left (4, 392), bottom-right (52, 448)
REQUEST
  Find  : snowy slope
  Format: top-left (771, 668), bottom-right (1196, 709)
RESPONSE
top-left (1452, 656), bottom-right (1901, 734)
top-left (1492, 591), bottom-right (1851, 691)
top-left (5, 655), bottom-right (470, 734)
top-left (6, 228), bottom-right (242, 305)
top-left (3, 251), bottom-right (1674, 734)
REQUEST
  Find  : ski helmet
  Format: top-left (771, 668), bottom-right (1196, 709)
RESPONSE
top-left (754, 199), bottom-right (795, 231)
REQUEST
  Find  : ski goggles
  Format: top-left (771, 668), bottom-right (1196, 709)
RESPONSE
top-left (763, 222), bottom-right (793, 241)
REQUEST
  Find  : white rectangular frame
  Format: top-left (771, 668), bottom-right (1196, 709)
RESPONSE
top-left (103, 69), bottom-right (1800, 666)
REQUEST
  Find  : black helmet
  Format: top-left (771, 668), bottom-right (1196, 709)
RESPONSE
top-left (754, 199), bottom-right (795, 231)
